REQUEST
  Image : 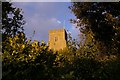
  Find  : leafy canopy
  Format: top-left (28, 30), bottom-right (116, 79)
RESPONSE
top-left (2, 2), bottom-right (25, 37)
top-left (69, 2), bottom-right (120, 54)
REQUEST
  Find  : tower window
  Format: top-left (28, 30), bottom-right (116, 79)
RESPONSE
top-left (55, 37), bottom-right (58, 42)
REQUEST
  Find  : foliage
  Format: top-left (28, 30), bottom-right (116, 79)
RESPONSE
top-left (60, 31), bottom-right (80, 62)
top-left (67, 31), bottom-right (80, 51)
top-left (69, 2), bottom-right (120, 54)
top-left (2, 32), bottom-right (120, 80)
top-left (67, 2), bottom-right (120, 80)
top-left (2, 2), bottom-right (25, 37)
top-left (2, 32), bottom-right (58, 79)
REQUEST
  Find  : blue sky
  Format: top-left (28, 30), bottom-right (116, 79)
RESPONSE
top-left (13, 2), bottom-right (80, 43)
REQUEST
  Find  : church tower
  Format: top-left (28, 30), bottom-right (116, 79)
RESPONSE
top-left (48, 29), bottom-right (67, 51)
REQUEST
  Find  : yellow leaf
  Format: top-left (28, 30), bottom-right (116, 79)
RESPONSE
top-left (21, 44), bottom-right (25, 49)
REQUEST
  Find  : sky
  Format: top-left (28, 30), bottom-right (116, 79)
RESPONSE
top-left (13, 2), bottom-right (80, 43)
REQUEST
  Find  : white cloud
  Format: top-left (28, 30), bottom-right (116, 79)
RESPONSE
top-left (57, 20), bottom-right (61, 24)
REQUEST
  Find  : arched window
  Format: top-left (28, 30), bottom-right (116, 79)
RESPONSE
top-left (55, 37), bottom-right (58, 42)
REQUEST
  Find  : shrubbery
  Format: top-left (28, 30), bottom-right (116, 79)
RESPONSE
top-left (2, 32), bottom-right (120, 80)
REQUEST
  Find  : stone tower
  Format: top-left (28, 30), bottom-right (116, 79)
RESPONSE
top-left (48, 29), bottom-right (67, 51)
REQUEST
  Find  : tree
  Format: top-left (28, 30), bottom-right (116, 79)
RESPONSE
top-left (58, 31), bottom-right (80, 62)
top-left (2, 2), bottom-right (25, 37)
top-left (69, 2), bottom-right (120, 54)
top-left (66, 31), bottom-right (80, 52)
top-left (2, 32), bottom-right (58, 79)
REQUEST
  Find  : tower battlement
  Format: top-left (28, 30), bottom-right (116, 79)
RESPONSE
top-left (49, 29), bottom-right (66, 33)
